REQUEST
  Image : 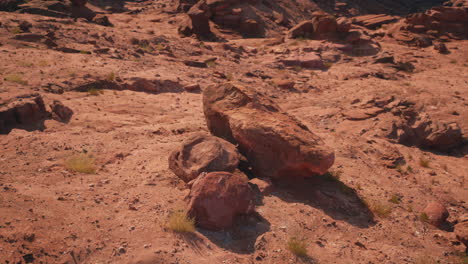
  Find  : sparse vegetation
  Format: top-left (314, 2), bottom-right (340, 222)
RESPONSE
top-left (419, 212), bottom-right (429, 223)
top-left (64, 153), bottom-right (96, 174)
top-left (419, 158), bottom-right (431, 168)
top-left (292, 65), bottom-right (303, 72)
top-left (450, 59), bottom-right (457, 64)
top-left (166, 210), bottom-right (195, 233)
top-left (5, 74), bottom-right (28, 85)
top-left (286, 236), bottom-right (308, 257)
top-left (18, 61), bottom-right (34, 67)
top-left (389, 194), bottom-right (401, 204)
top-left (9, 27), bottom-right (22, 34)
top-left (406, 165), bottom-right (414, 173)
top-left (414, 256), bottom-right (437, 264)
top-left (155, 43), bottom-right (165, 51)
top-left (139, 43), bottom-right (154, 53)
top-left (366, 200), bottom-right (392, 218)
top-left (205, 60), bottom-right (217, 68)
top-left (323, 62), bottom-right (334, 69)
top-left (106, 72), bottom-right (116, 81)
top-left (37, 60), bottom-right (49, 67)
top-left (88, 87), bottom-right (104, 96)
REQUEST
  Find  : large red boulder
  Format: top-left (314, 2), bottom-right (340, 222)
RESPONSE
top-left (178, 1), bottom-right (212, 38)
top-left (287, 20), bottom-right (314, 39)
top-left (202, 82), bottom-right (335, 179)
top-left (168, 134), bottom-right (240, 183)
top-left (423, 201), bottom-right (449, 228)
top-left (187, 172), bottom-right (255, 230)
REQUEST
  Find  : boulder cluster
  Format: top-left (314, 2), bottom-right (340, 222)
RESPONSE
top-left (0, 94), bottom-right (73, 134)
top-left (178, 0), bottom-right (264, 39)
top-left (387, 3), bottom-right (468, 45)
top-left (168, 82), bottom-right (335, 230)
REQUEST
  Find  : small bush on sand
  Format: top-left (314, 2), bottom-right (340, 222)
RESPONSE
top-left (88, 87), bottom-right (104, 96)
top-left (365, 200), bottom-right (392, 218)
top-left (419, 158), bottom-right (431, 168)
top-left (419, 212), bottom-right (429, 223)
top-left (287, 236), bottom-right (308, 257)
top-left (65, 153), bottom-right (96, 174)
top-left (389, 194), bottom-right (401, 204)
top-left (166, 210), bottom-right (195, 233)
top-left (5, 74), bottom-right (28, 85)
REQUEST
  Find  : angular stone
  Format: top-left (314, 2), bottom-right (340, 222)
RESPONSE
top-left (187, 171), bottom-right (255, 230)
top-left (169, 134), bottom-right (240, 183)
top-left (203, 82), bottom-right (335, 179)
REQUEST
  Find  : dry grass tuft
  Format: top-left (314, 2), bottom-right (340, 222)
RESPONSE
top-left (65, 153), bottom-right (96, 174)
top-left (287, 236), bottom-right (308, 257)
top-left (5, 74), bottom-right (28, 85)
top-left (88, 87), bottom-right (104, 96)
top-left (419, 158), bottom-right (431, 168)
top-left (166, 210), bottom-right (195, 233)
top-left (366, 200), bottom-right (392, 218)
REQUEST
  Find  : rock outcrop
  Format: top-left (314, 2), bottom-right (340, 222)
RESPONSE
top-left (169, 134), bottom-right (240, 183)
top-left (203, 82), bottom-right (335, 179)
top-left (187, 171), bottom-right (255, 230)
top-left (387, 5), bottom-right (468, 43)
top-left (0, 94), bottom-right (49, 134)
top-left (0, 94), bottom-right (73, 134)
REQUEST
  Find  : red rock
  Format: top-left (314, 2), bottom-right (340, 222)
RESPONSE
top-left (336, 17), bottom-right (351, 33)
top-left (287, 20), bottom-right (314, 39)
top-left (454, 214), bottom-right (468, 247)
top-left (272, 79), bottom-right (295, 90)
top-left (353, 14), bottom-right (398, 29)
top-left (178, 1), bottom-right (212, 38)
top-left (280, 54), bottom-right (323, 69)
top-left (423, 201), bottom-right (449, 228)
top-left (187, 172), bottom-right (255, 230)
top-left (71, 0), bottom-right (87, 7)
top-left (312, 14), bottom-right (337, 38)
top-left (183, 83), bottom-right (201, 92)
top-left (203, 82), bottom-right (335, 179)
top-left (433, 42), bottom-right (449, 54)
top-left (169, 134), bottom-right (240, 183)
top-left (50, 100), bottom-right (73, 123)
top-left (343, 107), bottom-right (384, 121)
top-left (240, 19), bottom-right (262, 38)
top-left (0, 94), bottom-right (49, 134)
top-left (249, 178), bottom-right (273, 195)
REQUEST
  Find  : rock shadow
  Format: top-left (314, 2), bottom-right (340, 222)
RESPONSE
top-left (73, 78), bottom-right (187, 94)
top-left (197, 212), bottom-right (270, 254)
top-left (272, 172), bottom-right (375, 228)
